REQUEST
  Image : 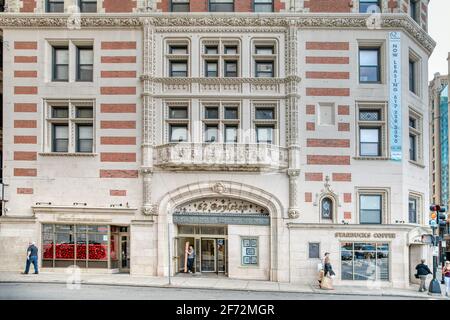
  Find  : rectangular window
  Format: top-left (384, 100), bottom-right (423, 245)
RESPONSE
top-left (170, 124), bottom-right (188, 142)
top-left (224, 107), bottom-right (238, 119)
top-left (241, 238), bottom-right (258, 266)
top-left (47, 102), bottom-right (94, 154)
top-left (76, 125), bottom-right (93, 153)
top-left (409, 111), bottom-right (422, 163)
top-left (170, 61), bottom-right (188, 77)
top-left (357, 105), bottom-right (386, 158)
top-left (79, 0), bottom-right (97, 12)
top-left (359, 48), bottom-right (380, 83)
top-left (224, 61), bottom-right (238, 77)
top-left (224, 46), bottom-right (238, 55)
top-left (410, 0), bottom-right (419, 22)
top-left (52, 47), bottom-right (69, 81)
top-left (205, 125), bottom-right (219, 143)
top-left (254, 0), bottom-right (273, 12)
top-left (171, 0), bottom-right (190, 12)
top-left (255, 46), bottom-right (274, 55)
top-left (341, 242), bottom-right (389, 281)
top-left (169, 45), bottom-right (188, 54)
top-left (52, 124), bottom-right (69, 152)
top-left (308, 243), bottom-right (320, 259)
top-left (205, 61), bottom-right (218, 77)
top-left (209, 0), bottom-right (234, 12)
top-left (169, 106), bottom-right (188, 119)
top-left (359, 194), bottom-right (382, 224)
top-left (77, 47), bottom-right (93, 82)
top-left (224, 125), bottom-right (238, 143)
top-left (46, 0), bottom-right (64, 12)
top-left (408, 197), bottom-right (417, 224)
top-left (255, 107), bottom-right (275, 120)
top-left (256, 126), bottom-right (274, 144)
top-left (205, 107), bottom-right (219, 119)
top-left (255, 61), bottom-right (274, 78)
top-left (409, 59), bottom-right (416, 94)
top-left (205, 45), bottom-right (219, 55)
top-left (359, 0), bottom-right (379, 13)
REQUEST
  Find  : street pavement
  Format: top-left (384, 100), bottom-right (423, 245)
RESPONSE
top-left (0, 282), bottom-right (431, 300)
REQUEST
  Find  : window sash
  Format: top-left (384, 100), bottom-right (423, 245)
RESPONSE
top-left (224, 107), bottom-right (238, 119)
top-left (205, 61), bottom-right (218, 77)
top-left (408, 198), bottom-right (418, 223)
top-left (205, 107), bottom-right (219, 119)
top-left (409, 60), bottom-right (416, 93)
top-left (255, 61), bottom-right (274, 78)
top-left (205, 125), bottom-right (219, 142)
top-left (409, 134), bottom-right (417, 161)
top-left (256, 126), bottom-right (274, 144)
top-left (224, 125), bottom-right (238, 143)
top-left (170, 125), bottom-right (188, 142)
top-left (47, 0), bottom-right (64, 12)
top-left (171, 0), bottom-right (190, 12)
top-left (77, 48), bottom-right (93, 82)
top-left (360, 128), bottom-right (381, 156)
top-left (359, 0), bottom-right (380, 13)
top-left (255, 108), bottom-right (275, 120)
top-left (224, 61), bottom-right (238, 77)
top-left (254, 0), bottom-right (273, 12)
top-left (169, 46), bottom-right (188, 54)
top-left (53, 47), bottom-right (69, 81)
top-left (76, 125), bottom-right (93, 153)
top-left (169, 107), bottom-right (188, 119)
top-left (359, 49), bottom-right (380, 83)
top-left (359, 195), bottom-right (382, 224)
top-left (170, 61), bottom-right (188, 77)
top-left (209, 0), bottom-right (234, 12)
top-left (52, 124), bottom-right (69, 152)
top-left (79, 0), bottom-right (97, 12)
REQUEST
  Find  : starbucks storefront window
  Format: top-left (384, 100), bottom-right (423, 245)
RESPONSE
top-left (341, 242), bottom-right (390, 281)
top-left (42, 224), bottom-right (111, 269)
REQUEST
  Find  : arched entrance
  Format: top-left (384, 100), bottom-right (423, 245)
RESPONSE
top-left (156, 181), bottom-right (284, 281)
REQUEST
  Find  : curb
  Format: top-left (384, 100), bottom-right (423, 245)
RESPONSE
top-left (1, 279), bottom-right (446, 299)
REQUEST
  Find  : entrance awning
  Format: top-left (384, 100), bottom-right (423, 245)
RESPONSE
top-left (173, 212), bottom-right (270, 226)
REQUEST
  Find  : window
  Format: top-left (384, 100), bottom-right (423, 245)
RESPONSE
top-left (359, 0), bottom-right (380, 13)
top-left (46, 0), bottom-right (64, 12)
top-left (209, 0), bottom-right (234, 12)
top-left (46, 101), bottom-right (94, 153)
top-left (201, 40), bottom-right (240, 77)
top-left (205, 61), bottom-right (218, 77)
top-left (359, 194), bottom-right (382, 224)
top-left (410, 0), bottom-right (419, 22)
top-left (254, 0), bottom-right (273, 12)
top-left (170, 61), bottom-right (188, 77)
top-left (308, 243), bottom-right (320, 259)
top-left (408, 197), bottom-right (418, 224)
top-left (224, 61), bottom-right (238, 77)
top-left (254, 104), bottom-right (277, 144)
top-left (0, 0), bottom-right (4, 12)
top-left (409, 110), bottom-right (422, 163)
top-left (341, 243), bottom-right (389, 281)
top-left (202, 103), bottom-right (240, 143)
top-left (321, 197), bottom-right (333, 220)
top-left (79, 0), bottom-right (97, 12)
top-left (167, 104), bottom-right (189, 142)
top-left (359, 48), bottom-right (380, 83)
top-left (76, 47), bottom-right (93, 82)
top-left (171, 0), bottom-right (190, 12)
top-left (357, 104), bottom-right (386, 158)
top-left (167, 43), bottom-right (189, 77)
top-left (409, 59), bottom-right (416, 94)
top-left (254, 44), bottom-right (276, 78)
top-left (52, 47), bottom-right (69, 81)
top-left (42, 224), bottom-right (110, 269)
top-left (241, 237), bottom-right (258, 266)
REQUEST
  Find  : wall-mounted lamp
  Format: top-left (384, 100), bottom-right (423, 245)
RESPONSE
top-left (35, 202), bottom-right (52, 206)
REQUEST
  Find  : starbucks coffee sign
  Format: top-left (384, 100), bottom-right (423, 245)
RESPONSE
top-left (335, 232), bottom-right (396, 239)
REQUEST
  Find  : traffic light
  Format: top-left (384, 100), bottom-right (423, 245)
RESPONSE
top-left (438, 212), bottom-right (448, 227)
top-left (429, 205), bottom-right (447, 227)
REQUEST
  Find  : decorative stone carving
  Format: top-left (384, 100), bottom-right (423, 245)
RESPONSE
top-left (313, 176), bottom-right (342, 208)
top-left (212, 183), bottom-right (227, 195)
top-left (142, 204), bottom-right (158, 216)
top-left (288, 208), bottom-right (300, 219)
top-left (287, 169), bottom-right (300, 219)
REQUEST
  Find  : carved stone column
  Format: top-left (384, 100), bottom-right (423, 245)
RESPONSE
top-left (286, 24), bottom-right (301, 219)
top-left (141, 19), bottom-right (157, 218)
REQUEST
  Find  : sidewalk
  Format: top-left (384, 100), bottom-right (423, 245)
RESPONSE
top-left (0, 271), bottom-right (448, 299)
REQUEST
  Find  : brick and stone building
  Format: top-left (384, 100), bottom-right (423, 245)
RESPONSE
top-left (0, 0), bottom-right (436, 288)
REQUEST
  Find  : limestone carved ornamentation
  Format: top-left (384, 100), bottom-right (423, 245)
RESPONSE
top-left (212, 183), bottom-right (227, 195)
top-left (287, 169), bottom-right (300, 219)
top-left (313, 176), bottom-right (342, 208)
top-left (142, 204), bottom-right (158, 216)
top-left (288, 208), bottom-right (300, 219)
top-left (0, 15), bottom-right (435, 54)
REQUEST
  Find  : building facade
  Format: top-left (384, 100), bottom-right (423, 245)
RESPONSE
top-left (429, 53), bottom-right (450, 261)
top-left (0, 0), bottom-right (435, 288)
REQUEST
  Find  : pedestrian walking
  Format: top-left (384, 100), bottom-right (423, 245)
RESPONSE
top-left (443, 261), bottom-right (450, 297)
top-left (320, 252), bottom-right (335, 290)
top-left (22, 241), bottom-right (39, 275)
top-left (186, 245), bottom-right (195, 274)
top-left (415, 259), bottom-right (432, 292)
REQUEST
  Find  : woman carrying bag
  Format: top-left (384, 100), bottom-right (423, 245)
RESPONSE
top-left (320, 252), bottom-right (335, 290)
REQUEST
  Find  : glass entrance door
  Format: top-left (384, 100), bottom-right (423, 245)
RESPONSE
top-left (119, 233), bottom-right (130, 272)
top-left (217, 238), bottom-right (226, 273)
top-left (201, 239), bottom-right (216, 272)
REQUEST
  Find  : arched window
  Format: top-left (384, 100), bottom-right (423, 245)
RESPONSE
top-left (321, 197), bottom-right (333, 220)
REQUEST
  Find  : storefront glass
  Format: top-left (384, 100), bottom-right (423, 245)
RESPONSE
top-left (340, 242), bottom-right (390, 281)
top-left (42, 224), bottom-right (117, 269)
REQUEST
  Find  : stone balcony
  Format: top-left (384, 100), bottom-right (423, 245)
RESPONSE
top-left (154, 143), bottom-right (289, 172)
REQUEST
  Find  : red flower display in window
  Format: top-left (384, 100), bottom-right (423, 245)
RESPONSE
top-left (89, 244), bottom-right (107, 260)
top-left (55, 244), bottom-right (75, 259)
top-left (43, 244), bottom-right (54, 259)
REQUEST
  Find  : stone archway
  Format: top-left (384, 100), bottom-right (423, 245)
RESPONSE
top-left (155, 181), bottom-right (284, 281)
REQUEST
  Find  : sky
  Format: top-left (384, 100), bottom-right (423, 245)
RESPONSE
top-left (428, 0), bottom-right (450, 81)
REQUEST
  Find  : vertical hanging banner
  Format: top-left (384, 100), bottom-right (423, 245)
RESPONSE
top-left (389, 32), bottom-right (402, 161)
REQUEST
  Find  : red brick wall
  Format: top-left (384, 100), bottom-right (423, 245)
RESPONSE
top-left (304, 0), bottom-right (351, 12)
top-left (103, 0), bottom-right (136, 12)
top-left (20, 0), bottom-right (36, 12)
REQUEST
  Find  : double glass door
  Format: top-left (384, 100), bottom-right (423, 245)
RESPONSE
top-left (200, 238), bottom-right (226, 273)
top-left (119, 233), bottom-right (130, 272)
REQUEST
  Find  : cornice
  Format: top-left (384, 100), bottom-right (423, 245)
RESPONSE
top-left (0, 13), bottom-right (436, 55)
top-left (140, 76), bottom-right (300, 84)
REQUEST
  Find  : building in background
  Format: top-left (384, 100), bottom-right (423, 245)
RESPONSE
top-left (429, 53), bottom-right (450, 260)
top-left (0, 0), bottom-right (436, 289)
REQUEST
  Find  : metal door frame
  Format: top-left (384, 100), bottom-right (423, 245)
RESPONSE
top-left (200, 238), bottom-right (217, 273)
top-left (118, 232), bottom-right (130, 273)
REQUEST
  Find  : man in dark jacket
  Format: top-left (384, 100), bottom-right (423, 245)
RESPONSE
top-left (415, 259), bottom-right (432, 292)
top-left (22, 242), bottom-right (39, 275)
